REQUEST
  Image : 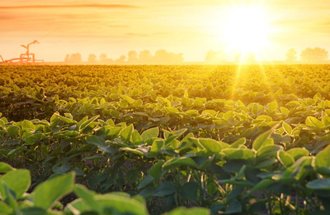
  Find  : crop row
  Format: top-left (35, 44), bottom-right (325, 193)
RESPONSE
top-left (1, 65), bottom-right (330, 121)
top-left (1, 112), bottom-right (329, 214)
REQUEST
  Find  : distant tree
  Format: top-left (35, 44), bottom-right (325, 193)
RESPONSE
top-left (154, 50), bottom-right (183, 64)
top-left (205, 50), bottom-right (227, 64)
top-left (128, 50), bottom-right (138, 64)
top-left (65, 53), bottom-right (82, 64)
top-left (286, 48), bottom-right (297, 63)
top-left (99, 53), bottom-right (113, 64)
top-left (115, 55), bottom-right (126, 64)
top-left (88, 54), bottom-right (97, 64)
top-left (139, 50), bottom-right (152, 64)
top-left (64, 54), bottom-right (70, 63)
top-left (301, 47), bottom-right (328, 63)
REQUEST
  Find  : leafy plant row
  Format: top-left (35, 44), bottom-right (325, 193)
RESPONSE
top-left (1, 112), bottom-right (329, 214)
top-left (1, 65), bottom-right (330, 121)
top-left (0, 162), bottom-right (209, 215)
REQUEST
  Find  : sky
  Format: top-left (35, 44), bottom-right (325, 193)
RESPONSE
top-left (1, 0), bottom-right (330, 62)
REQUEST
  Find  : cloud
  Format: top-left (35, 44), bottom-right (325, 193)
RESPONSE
top-left (0, 4), bottom-right (138, 10)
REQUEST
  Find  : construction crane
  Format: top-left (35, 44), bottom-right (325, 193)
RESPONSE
top-left (0, 40), bottom-right (43, 64)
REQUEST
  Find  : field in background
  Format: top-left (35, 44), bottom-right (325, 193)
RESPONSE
top-left (0, 65), bottom-right (330, 214)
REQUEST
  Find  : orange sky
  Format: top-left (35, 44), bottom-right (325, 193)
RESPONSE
top-left (1, 0), bottom-right (330, 62)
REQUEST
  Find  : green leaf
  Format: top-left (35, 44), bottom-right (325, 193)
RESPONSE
top-left (230, 138), bottom-right (246, 148)
top-left (78, 115), bottom-right (99, 131)
top-left (153, 182), bottom-right (176, 197)
top-left (163, 157), bottom-right (197, 169)
top-left (286, 148), bottom-right (309, 160)
top-left (132, 130), bottom-right (143, 144)
top-left (137, 175), bottom-right (154, 190)
top-left (74, 184), bottom-right (100, 212)
top-left (32, 172), bottom-right (75, 209)
top-left (223, 148), bottom-right (255, 160)
top-left (20, 208), bottom-right (48, 215)
top-left (0, 169), bottom-right (31, 198)
top-left (199, 138), bottom-right (229, 153)
top-left (120, 124), bottom-right (134, 142)
top-left (315, 145), bottom-right (330, 176)
top-left (252, 130), bottom-right (272, 151)
top-left (306, 178), bottom-right (330, 190)
top-left (282, 121), bottom-right (292, 135)
top-left (277, 151), bottom-right (294, 167)
top-left (7, 125), bottom-right (20, 137)
top-left (0, 162), bottom-right (15, 174)
top-left (0, 202), bottom-right (12, 214)
top-left (167, 207), bottom-right (210, 215)
top-left (306, 116), bottom-right (324, 128)
top-left (250, 179), bottom-right (274, 193)
top-left (141, 127), bottom-right (159, 142)
top-left (148, 161), bottom-right (164, 180)
top-left (67, 193), bottom-right (149, 215)
top-left (225, 199), bottom-right (242, 214)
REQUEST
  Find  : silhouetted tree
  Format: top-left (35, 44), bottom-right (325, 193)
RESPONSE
top-left (286, 48), bottom-right (297, 63)
top-left (115, 55), bottom-right (126, 64)
top-left (205, 50), bottom-right (227, 64)
top-left (301, 48), bottom-right (328, 63)
top-left (65, 53), bottom-right (82, 64)
top-left (88, 54), bottom-right (97, 64)
top-left (128, 50), bottom-right (138, 64)
top-left (139, 50), bottom-right (152, 64)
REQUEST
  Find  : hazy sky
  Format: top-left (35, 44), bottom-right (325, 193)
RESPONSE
top-left (1, 0), bottom-right (330, 62)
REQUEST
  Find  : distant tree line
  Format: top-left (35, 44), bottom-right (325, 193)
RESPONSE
top-left (286, 47), bottom-right (328, 63)
top-left (64, 50), bottom-right (184, 65)
top-left (64, 47), bottom-right (329, 64)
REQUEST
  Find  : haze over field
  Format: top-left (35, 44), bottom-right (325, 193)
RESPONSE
top-left (1, 0), bottom-right (330, 63)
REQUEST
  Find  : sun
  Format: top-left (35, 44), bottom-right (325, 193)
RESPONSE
top-left (221, 5), bottom-right (271, 58)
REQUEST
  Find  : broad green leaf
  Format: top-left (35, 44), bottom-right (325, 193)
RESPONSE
top-left (286, 148), bottom-right (309, 160)
top-left (132, 130), bottom-right (143, 144)
top-left (153, 182), bottom-right (176, 197)
top-left (223, 148), bottom-right (255, 160)
top-left (306, 116), bottom-right (324, 128)
top-left (150, 140), bottom-right (164, 154)
top-left (66, 193), bottom-right (149, 215)
top-left (120, 147), bottom-right (144, 156)
top-left (252, 130), bottom-right (272, 151)
top-left (163, 157), bottom-right (197, 169)
top-left (277, 151), bottom-right (294, 167)
top-left (148, 161), bottom-right (164, 180)
top-left (78, 115), bottom-right (99, 131)
top-left (20, 208), bottom-right (48, 215)
top-left (0, 169), bottom-right (30, 198)
top-left (315, 145), bottom-right (330, 176)
top-left (250, 179), bottom-right (274, 193)
top-left (7, 125), bottom-right (20, 137)
top-left (33, 172), bottom-right (75, 209)
top-left (0, 162), bottom-right (15, 174)
top-left (137, 175), bottom-right (154, 190)
top-left (282, 121), bottom-right (292, 135)
top-left (167, 207), bottom-right (210, 215)
top-left (256, 143), bottom-right (279, 160)
top-left (199, 138), bottom-right (229, 153)
top-left (141, 127), bottom-right (159, 142)
top-left (230, 138), bottom-right (246, 148)
top-left (0, 202), bottom-right (12, 214)
top-left (74, 184), bottom-right (100, 211)
top-left (120, 124), bottom-right (134, 141)
top-left (225, 199), bottom-right (242, 214)
top-left (306, 178), bottom-right (330, 190)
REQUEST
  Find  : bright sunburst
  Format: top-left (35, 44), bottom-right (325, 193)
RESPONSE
top-left (222, 5), bottom-right (271, 58)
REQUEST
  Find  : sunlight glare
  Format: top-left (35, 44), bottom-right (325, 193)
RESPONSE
top-left (222, 5), bottom-right (271, 57)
